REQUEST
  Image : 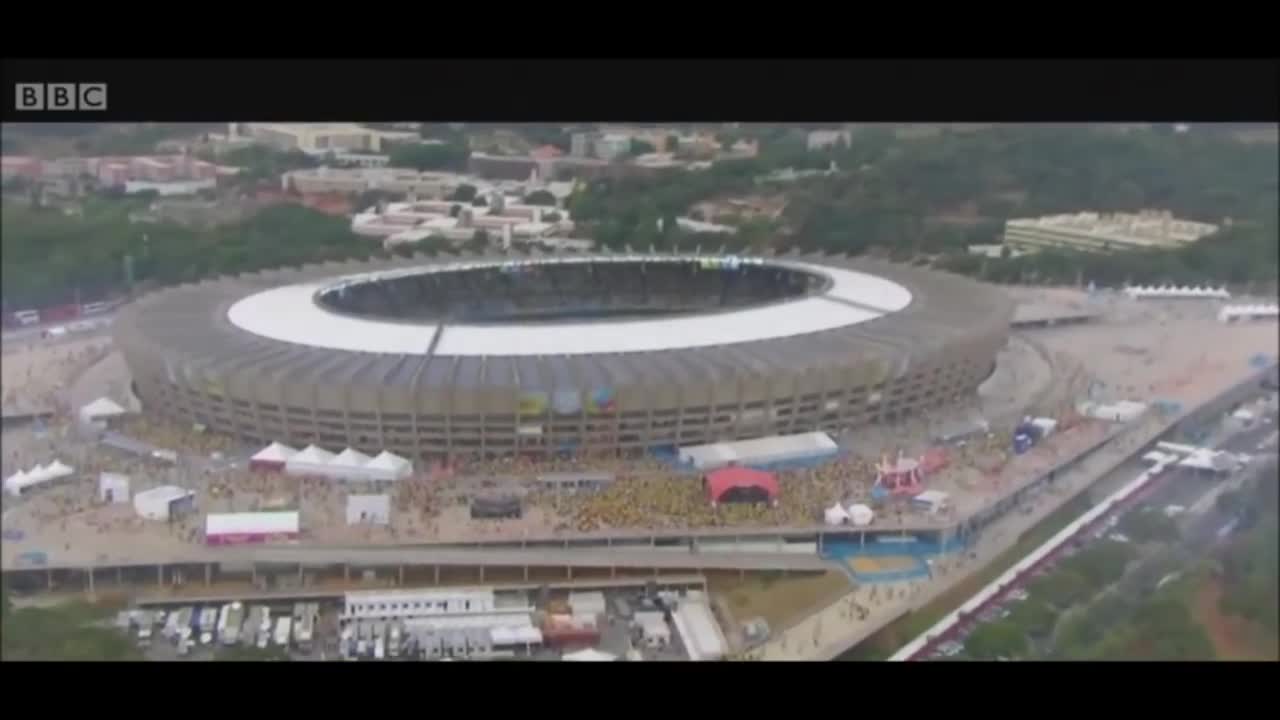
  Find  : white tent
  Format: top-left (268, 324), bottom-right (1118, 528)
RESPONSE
top-left (365, 450), bottom-right (413, 481)
top-left (678, 431), bottom-right (839, 470)
top-left (562, 648), bottom-right (618, 662)
top-left (4, 469), bottom-right (30, 497)
top-left (250, 441), bottom-right (298, 471)
top-left (327, 448), bottom-right (375, 481)
top-left (824, 503), bottom-right (851, 526)
top-left (6, 460), bottom-right (74, 496)
top-left (345, 494), bottom-right (391, 525)
top-left (847, 504), bottom-right (874, 527)
top-left (284, 445), bottom-right (337, 477)
top-left (98, 472), bottom-right (131, 504)
top-left (45, 459), bottom-right (74, 479)
top-left (78, 396), bottom-right (127, 424)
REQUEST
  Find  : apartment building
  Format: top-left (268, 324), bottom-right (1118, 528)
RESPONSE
top-left (247, 123), bottom-right (382, 155)
top-left (1003, 210), bottom-right (1220, 254)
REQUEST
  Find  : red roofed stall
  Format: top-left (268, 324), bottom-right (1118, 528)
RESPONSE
top-left (704, 466), bottom-right (779, 507)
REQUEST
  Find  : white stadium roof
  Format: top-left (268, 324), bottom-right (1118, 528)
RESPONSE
top-left (225, 256), bottom-right (914, 357)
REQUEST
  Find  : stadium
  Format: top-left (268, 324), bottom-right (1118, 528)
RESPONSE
top-left (113, 252), bottom-right (1014, 460)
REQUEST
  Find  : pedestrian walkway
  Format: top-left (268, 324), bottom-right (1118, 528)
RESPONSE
top-left (755, 412), bottom-right (1176, 661)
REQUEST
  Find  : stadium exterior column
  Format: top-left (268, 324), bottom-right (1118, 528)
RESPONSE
top-left (398, 565), bottom-right (404, 586)
top-left (117, 567), bottom-right (124, 585)
top-left (86, 567), bottom-right (94, 594)
top-left (522, 565), bottom-right (529, 582)
top-left (157, 565), bottom-right (164, 587)
top-left (47, 568), bottom-right (54, 589)
top-left (434, 565), bottom-right (440, 585)
top-left (610, 565), bottom-right (616, 579)
top-left (478, 565), bottom-right (484, 583)
top-left (566, 565), bottom-right (573, 580)
top-left (785, 372), bottom-right (801, 434)
top-left (343, 564), bottom-right (350, 582)
top-left (220, 371), bottom-right (243, 441)
top-left (818, 532), bottom-right (824, 554)
top-left (205, 563), bottom-right (212, 586)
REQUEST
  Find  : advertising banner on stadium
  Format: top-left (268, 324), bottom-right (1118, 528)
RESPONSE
top-left (552, 390), bottom-right (582, 415)
top-left (518, 392), bottom-right (548, 416)
top-left (586, 388), bottom-right (618, 414)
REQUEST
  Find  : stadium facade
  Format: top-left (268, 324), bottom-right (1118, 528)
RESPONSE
top-left (114, 252), bottom-right (1013, 459)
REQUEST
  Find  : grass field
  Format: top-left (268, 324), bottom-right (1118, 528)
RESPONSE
top-left (839, 495), bottom-right (1092, 660)
top-left (708, 570), bottom-right (852, 633)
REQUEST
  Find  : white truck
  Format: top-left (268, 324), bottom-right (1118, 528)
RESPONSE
top-left (221, 603), bottom-right (244, 646)
top-left (274, 617), bottom-right (292, 648)
top-left (388, 623), bottom-right (402, 659)
top-left (198, 607), bottom-right (218, 645)
top-left (294, 604), bottom-right (316, 653)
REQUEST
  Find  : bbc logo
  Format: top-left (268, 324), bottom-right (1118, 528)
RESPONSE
top-left (15, 83), bottom-right (108, 111)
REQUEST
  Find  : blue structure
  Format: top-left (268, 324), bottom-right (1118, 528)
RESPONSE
top-left (822, 535), bottom-right (970, 584)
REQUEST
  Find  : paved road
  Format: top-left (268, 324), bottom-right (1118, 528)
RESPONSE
top-left (1, 314), bottom-right (116, 345)
top-left (3, 544), bottom-right (835, 574)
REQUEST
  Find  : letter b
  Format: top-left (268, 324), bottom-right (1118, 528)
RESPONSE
top-left (47, 83), bottom-right (77, 110)
top-left (15, 83), bottom-right (44, 110)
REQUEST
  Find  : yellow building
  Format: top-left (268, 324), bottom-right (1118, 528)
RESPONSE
top-left (247, 123), bottom-right (382, 155)
top-left (1004, 210), bottom-right (1219, 254)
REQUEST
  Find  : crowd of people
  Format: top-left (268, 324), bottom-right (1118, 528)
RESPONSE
top-left (2, 390), bottom-right (1112, 559)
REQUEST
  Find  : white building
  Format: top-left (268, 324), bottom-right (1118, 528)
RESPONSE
top-left (343, 588), bottom-right (500, 621)
top-left (124, 178), bottom-right (217, 197)
top-left (133, 485), bottom-right (195, 521)
top-left (247, 123), bottom-right (382, 155)
top-left (633, 611), bottom-right (672, 649)
top-left (593, 134), bottom-right (632, 162)
top-left (807, 129), bottom-right (852, 151)
top-left (1004, 210), bottom-right (1219, 254)
top-left (97, 472), bottom-right (131, 504)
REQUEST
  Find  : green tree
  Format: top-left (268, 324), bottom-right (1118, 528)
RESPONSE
top-left (1119, 508), bottom-right (1181, 545)
top-left (1006, 598), bottom-right (1057, 638)
top-left (1028, 568), bottom-right (1090, 610)
top-left (467, 229), bottom-right (491, 252)
top-left (964, 621), bottom-right (1027, 660)
top-left (387, 142), bottom-right (470, 172)
top-left (450, 184), bottom-right (478, 203)
top-left (630, 138), bottom-right (657, 156)
top-left (523, 190), bottom-right (557, 206)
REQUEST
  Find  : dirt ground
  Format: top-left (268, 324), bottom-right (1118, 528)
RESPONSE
top-left (1190, 578), bottom-right (1278, 661)
top-left (709, 571), bottom-right (852, 634)
top-left (1011, 288), bottom-right (1279, 408)
top-left (848, 556), bottom-right (920, 574)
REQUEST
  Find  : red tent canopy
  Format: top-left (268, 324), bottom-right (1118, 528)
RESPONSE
top-left (705, 466), bottom-right (780, 505)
